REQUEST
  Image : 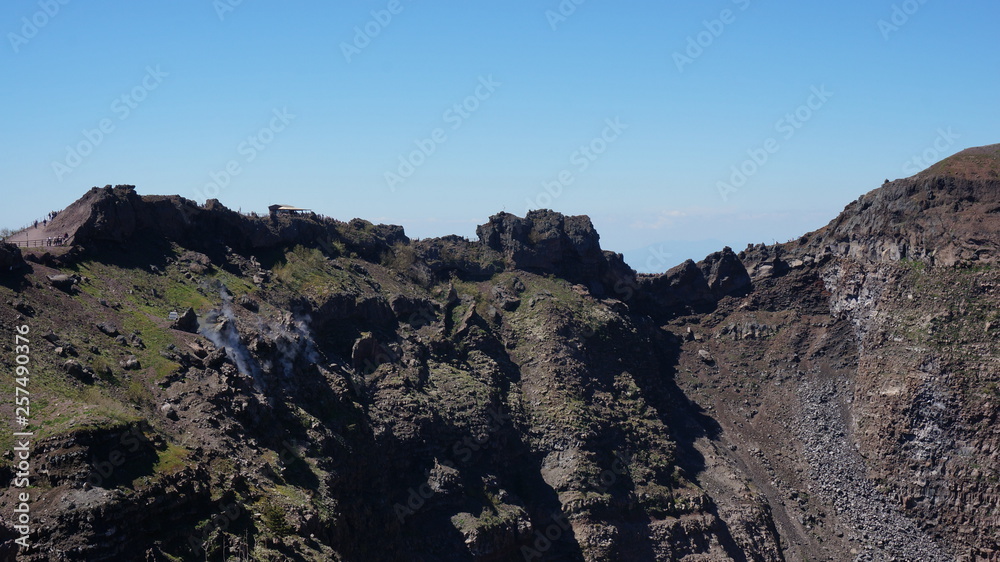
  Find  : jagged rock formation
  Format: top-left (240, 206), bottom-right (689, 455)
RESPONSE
top-left (0, 242), bottom-right (23, 272)
top-left (42, 185), bottom-right (408, 262)
top-left (637, 247), bottom-right (751, 317)
top-left (1, 145), bottom-right (1000, 560)
top-left (475, 210), bottom-right (634, 297)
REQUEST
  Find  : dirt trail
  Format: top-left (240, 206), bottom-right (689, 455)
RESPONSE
top-left (5, 193), bottom-right (97, 246)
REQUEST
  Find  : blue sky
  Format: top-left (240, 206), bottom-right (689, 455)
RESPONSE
top-left (2, 0), bottom-right (998, 272)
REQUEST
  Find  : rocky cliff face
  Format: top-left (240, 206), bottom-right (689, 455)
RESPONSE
top-left (1, 146), bottom-right (1000, 561)
top-left (45, 185), bottom-right (407, 261)
top-left (789, 144), bottom-right (1000, 267)
top-left (475, 210), bottom-right (634, 298)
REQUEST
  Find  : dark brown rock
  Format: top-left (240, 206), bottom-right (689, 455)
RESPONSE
top-left (171, 308), bottom-right (198, 333)
top-left (698, 246), bottom-right (752, 297)
top-left (0, 241), bottom-right (24, 272)
top-left (120, 355), bottom-right (141, 370)
top-left (352, 332), bottom-right (391, 373)
top-left (63, 360), bottom-right (94, 383)
top-left (47, 274), bottom-right (78, 293)
top-left (475, 209), bottom-right (636, 296)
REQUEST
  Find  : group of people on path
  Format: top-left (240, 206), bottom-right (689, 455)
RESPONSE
top-left (33, 210), bottom-right (59, 230)
top-left (46, 233), bottom-right (69, 246)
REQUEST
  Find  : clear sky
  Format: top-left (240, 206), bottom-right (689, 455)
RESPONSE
top-left (2, 1), bottom-right (998, 272)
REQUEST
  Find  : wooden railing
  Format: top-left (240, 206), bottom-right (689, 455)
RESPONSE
top-left (4, 239), bottom-right (69, 248)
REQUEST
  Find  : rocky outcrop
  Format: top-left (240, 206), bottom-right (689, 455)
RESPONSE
top-left (47, 185), bottom-right (410, 263)
top-left (477, 210), bottom-right (603, 272)
top-left (807, 178), bottom-right (999, 265)
top-left (819, 259), bottom-right (1000, 559)
top-left (170, 307), bottom-right (199, 333)
top-left (699, 246), bottom-right (752, 296)
top-left (476, 209), bottom-right (636, 296)
top-left (0, 241), bottom-right (24, 273)
top-left (638, 247), bottom-right (751, 317)
top-left (46, 273), bottom-right (78, 293)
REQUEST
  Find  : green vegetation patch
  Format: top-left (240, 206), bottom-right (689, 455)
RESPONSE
top-left (272, 245), bottom-right (357, 299)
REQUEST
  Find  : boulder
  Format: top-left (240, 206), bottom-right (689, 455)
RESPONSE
top-left (120, 355), bottom-right (142, 370)
top-left (491, 285), bottom-right (521, 311)
top-left (171, 308), bottom-right (199, 333)
top-left (63, 360), bottom-right (94, 383)
top-left (47, 274), bottom-right (78, 293)
top-left (698, 247), bottom-right (752, 298)
top-left (0, 242), bottom-right (24, 272)
top-left (389, 294), bottom-right (438, 327)
top-left (160, 403), bottom-right (180, 421)
top-left (237, 295), bottom-right (258, 312)
top-left (96, 322), bottom-right (120, 337)
top-left (352, 333), bottom-right (391, 373)
top-left (12, 299), bottom-right (34, 315)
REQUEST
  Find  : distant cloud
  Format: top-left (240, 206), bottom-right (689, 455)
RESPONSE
top-left (629, 209), bottom-right (689, 230)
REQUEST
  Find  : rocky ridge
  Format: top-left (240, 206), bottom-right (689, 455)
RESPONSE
top-left (0, 145), bottom-right (998, 560)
